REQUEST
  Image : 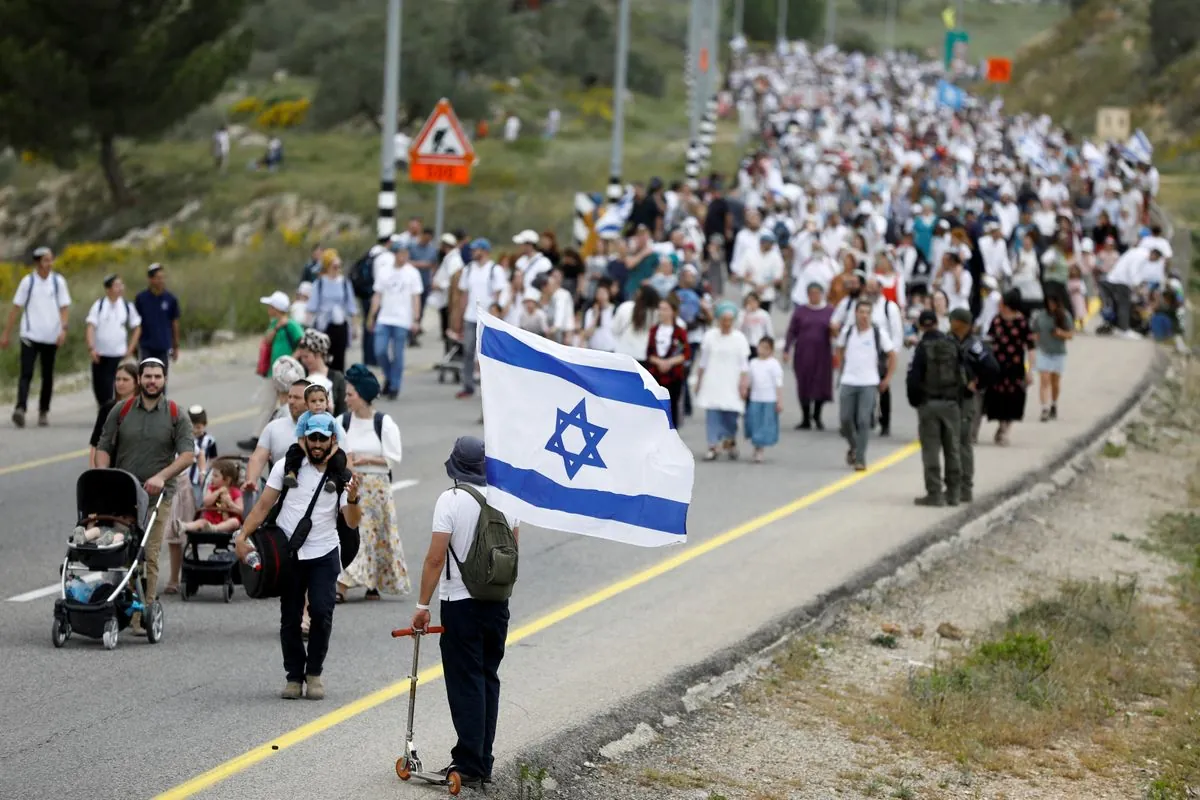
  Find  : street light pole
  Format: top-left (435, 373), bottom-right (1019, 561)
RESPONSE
top-left (824, 0), bottom-right (836, 47)
top-left (608, 0), bottom-right (631, 193)
top-left (885, 0), bottom-right (896, 53)
top-left (378, 0), bottom-right (402, 239)
top-left (734, 0), bottom-right (744, 42)
top-left (777, 0), bottom-right (788, 50)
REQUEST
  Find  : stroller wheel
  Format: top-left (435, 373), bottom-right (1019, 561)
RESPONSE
top-left (446, 771), bottom-right (462, 796)
top-left (395, 759), bottom-right (411, 781)
top-left (51, 620), bottom-right (70, 648)
top-left (146, 600), bottom-right (165, 644)
top-left (222, 582), bottom-right (234, 603)
top-left (102, 618), bottom-right (119, 650)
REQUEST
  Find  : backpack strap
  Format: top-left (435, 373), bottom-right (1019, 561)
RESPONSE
top-left (446, 482), bottom-right (487, 581)
top-left (124, 300), bottom-right (135, 330)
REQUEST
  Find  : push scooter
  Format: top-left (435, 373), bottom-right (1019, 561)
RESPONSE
top-left (391, 626), bottom-right (465, 796)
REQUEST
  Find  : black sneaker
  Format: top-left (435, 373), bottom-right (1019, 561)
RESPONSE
top-left (283, 472), bottom-right (299, 489)
top-left (914, 495), bottom-right (945, 507)
top-left (1049, 405), bottom-right (1057, 420)
top-left (237, 437), bottom-right (258, 452)
top-left (436, 766), bottom-right (484, 789)
top-left (12, 408), bottom-right (25, 428)
top-left (795, 420), bottom-right (811, 430)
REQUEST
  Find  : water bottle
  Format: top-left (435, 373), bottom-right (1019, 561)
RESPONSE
top-left (244, 551), bottom-right (262, 571)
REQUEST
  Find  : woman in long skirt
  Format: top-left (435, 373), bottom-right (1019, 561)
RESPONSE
top-left (984, 289), bottom-right (1035, 446)
top-left (784, 283), bottom-right (834, 429)
top-left (336, 366), bottom-right (409, 601)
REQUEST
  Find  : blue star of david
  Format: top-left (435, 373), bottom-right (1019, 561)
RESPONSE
top-left (545, 398), bottom-right (608, 480)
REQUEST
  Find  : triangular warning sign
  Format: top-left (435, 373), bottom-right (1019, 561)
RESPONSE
top-left (409, 99), bottom-right (475, 166)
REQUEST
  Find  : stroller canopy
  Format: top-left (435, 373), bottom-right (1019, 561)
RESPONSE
top-left (76, 469), bottom-right (149, 527)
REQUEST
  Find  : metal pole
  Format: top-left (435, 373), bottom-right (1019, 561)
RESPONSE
top-left (777, 0), bottom-right (788, 49)
top-left (378, 0), bottom-right (401, 239)
top-left (824, 0), bottom-right (835, 47)
top-left (688, 0), bottom-right (701, 146)
top-left (885, 0), bottom-right (896, 53)
top-left (608, 0), bottom-right (631, 190)
top-left (734, 0), bottom-right (744, 41)
top-left (434, 184), bottom-right (446, 240)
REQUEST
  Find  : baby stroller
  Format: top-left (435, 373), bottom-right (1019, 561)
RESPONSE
top-left (52, 469), bottom-right (165, 650)
top-left (435, 332), bottom-right (464, 384)
top-left (180, 456), bottom-right (252, 602)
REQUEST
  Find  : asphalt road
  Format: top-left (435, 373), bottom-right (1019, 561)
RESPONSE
top-left (0, 317), bottom-right (1154, 800)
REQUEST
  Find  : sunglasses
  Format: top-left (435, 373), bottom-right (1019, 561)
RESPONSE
top-left (305, 433), bottom-right (332, 443)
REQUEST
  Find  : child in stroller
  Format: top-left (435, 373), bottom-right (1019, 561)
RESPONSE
top-left (179, 457), bottom-right (251, 602)
top-left (179, 459), bottom-right (243, 534)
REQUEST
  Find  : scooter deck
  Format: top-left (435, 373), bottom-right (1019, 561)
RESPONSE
top-left (410, 771), bottom-right (451, 786)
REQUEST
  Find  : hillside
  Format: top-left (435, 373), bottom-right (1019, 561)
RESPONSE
top-left (1002, 0), bottom-right (1200, 147)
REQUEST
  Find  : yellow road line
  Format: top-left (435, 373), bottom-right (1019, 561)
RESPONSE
top-left (0, 407), bottom-right (257, 477)
top-left (153, 441), bottom-right (920, 800)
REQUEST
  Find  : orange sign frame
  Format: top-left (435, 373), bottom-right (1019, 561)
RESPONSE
top-left (408, 98), bottom-right (476, 186)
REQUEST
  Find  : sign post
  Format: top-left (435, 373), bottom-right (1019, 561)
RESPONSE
top-left (408, 98), bottom-right (475, 238)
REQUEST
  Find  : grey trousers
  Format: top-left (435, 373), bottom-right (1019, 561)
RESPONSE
top-left (918, 400), bottom-right (962, 498)
top-left (839, 384), bottom-right (878, 465)
top-left (960, 396), bottom-right (977, 495)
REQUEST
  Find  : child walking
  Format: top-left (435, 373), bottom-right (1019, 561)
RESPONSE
top-left (744, 336), bottom-right (783, 463)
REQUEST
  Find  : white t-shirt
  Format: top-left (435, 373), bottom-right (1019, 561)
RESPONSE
top-left (265, 459), bottom-right (349, 561)
top-left (518, 253), bottom-right (553, 293)
top-left (839, 324), bottom-right (895, 388)
top-left (458, 261), bottom-right (506, 323)
top-left (85, 296), bottom-right (141, 357)
top-left (584, 304), bottom-right (616, 352)
top-left (13, 272), bottom-right (71, 345)
top-left (431, 484), bottom-right (519, 602)
top-left (747, 357), bottom-right (783, 403)
top-left (305, 371), bottom-right (334, 394)
top-left (374, 261), bottom-right (423, 329)
top-left (940, 269), bottom-right (973, 312)
top-left (259, 414), bottom-right (299, 465)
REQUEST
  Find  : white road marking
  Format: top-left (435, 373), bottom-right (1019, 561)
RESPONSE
top-left (8, 482), bottom-right (419, 602)
top-left (8, 572), bottom-right (100, 603)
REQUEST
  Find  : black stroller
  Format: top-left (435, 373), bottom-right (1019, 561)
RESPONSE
top-left (180, 456), bottom-right (251, 602)
top-left (52, 469), bottom-right (165, 650)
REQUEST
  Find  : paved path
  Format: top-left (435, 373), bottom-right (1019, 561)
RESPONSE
top-left (0, 313), bottom-right (1156, 799)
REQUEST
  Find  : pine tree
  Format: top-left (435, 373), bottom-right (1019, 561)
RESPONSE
top-left (0, 0), bottom-right (252, 205)
top-left (1149, 0), bottom-right (1200, 72)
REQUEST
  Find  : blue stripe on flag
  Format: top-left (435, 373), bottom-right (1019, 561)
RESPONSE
top-left (480, 326), bottom-right (675, 424)
top-left (486, 458), bottom-right (688, 536)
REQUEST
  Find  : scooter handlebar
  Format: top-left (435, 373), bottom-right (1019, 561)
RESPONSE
top-left (391, 626), bottom-right (445, 638)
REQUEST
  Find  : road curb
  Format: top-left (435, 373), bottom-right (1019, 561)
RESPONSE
top-left (503, 347), bottom-right (1169, 794)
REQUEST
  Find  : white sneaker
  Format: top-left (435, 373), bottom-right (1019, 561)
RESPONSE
top-left (1119, 330), bottom-right (1143, 341)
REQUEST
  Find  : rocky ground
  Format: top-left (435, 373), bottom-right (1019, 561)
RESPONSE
top-left (552, 359), bottom-right (1200, 800)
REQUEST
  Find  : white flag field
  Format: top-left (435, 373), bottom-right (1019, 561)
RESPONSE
top-left (477, 312), bottom-right (695, 547)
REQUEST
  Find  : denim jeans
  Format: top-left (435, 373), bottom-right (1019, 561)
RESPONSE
top-left (360, 313), bottom-right (377, 366)
top-left (374, 324), bottom-right (409, 394)
top-left (839, 384), bottom-right (878, 464)
top-left (279, 547), bottom-right (339, 683)
top-left (440, 598), bottom-right (510, 780)
top-left (705, 409), bottom-right (740, 448)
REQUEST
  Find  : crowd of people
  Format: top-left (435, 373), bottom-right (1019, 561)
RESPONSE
top-left (7, 38), bottom-right (1187, 793)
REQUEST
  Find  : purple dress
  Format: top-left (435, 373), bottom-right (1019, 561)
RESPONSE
top-left (785, 305), bottom-right (834, 403)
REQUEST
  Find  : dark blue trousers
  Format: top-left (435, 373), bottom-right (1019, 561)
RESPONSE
top-left (439, 598), bottom-right (510, 779)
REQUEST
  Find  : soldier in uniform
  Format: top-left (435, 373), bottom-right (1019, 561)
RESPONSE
top-left (948, 307), bottom-right (999, 504)
top-left (906, 310), bottom-right (963, 507)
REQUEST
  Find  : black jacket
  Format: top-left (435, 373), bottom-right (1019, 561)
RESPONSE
top-left (955, 333), bottom-right (1000, 398)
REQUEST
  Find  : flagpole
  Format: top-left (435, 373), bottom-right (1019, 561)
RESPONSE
top-left (608, 0), bottom-right (631, 196)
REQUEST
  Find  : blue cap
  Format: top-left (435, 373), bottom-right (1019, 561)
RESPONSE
top-left (471, 237), bottom-right (491, 251)
top-left (302, 412), bottom-right (336, 437)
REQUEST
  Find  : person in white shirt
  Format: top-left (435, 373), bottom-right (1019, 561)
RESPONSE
top-left (995, 190), bottom-right (1020, 239)
top-left (539, 268), bottom-right (576, 344)
top-left (513, 229), bottom-right (552, 293)
top-left (429, 233), bottom-right (464, 346)
top-left (730, 209), bottom-right (765, 272)
top-left (862, 277), bottom-right (903, 436)
top-left (291, 282), bottom-right (312, 325)
top-left (1101, 244), bottom-right (1163, 338)
top-left (935, 252), bottom-right (973, 313)
top-left (835, 299), bottom-right (897, 470)
top-left (582, 283), bottom-right (617, 352)
top-left (454, 239), bottom-right (506, 398)
top-left (235, 413), bottom-right (362, 701)
top-left (368, 244), bottom-right (423, 399)
top-left (792, 246), bottom-right (838, 303)
top-left (409, 436), bottom-right (519, 788)
top-left (731, 230), bottom-right (786, 310)
top-left (1, 247), bottom-right (71, 428)
top-left (85, 274), bottom-right (142, 405)
top-left (978, 222), bottom-right (1012, 283)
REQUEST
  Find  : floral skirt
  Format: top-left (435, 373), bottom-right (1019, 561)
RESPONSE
top-left (339, 472), bottom-right (410, 595)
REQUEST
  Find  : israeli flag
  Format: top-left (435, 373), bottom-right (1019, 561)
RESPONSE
top-left (594, 189), bottom-right (633, 239)
top-left (477, 312), bottom-right (694, 547)
top-left (1123, 129), bottom-right (1153, 165)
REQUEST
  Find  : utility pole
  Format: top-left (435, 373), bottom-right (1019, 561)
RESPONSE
top-left (608, 0), bottom-right (631, 193)
top-left (776, 0), bottom-right (788, 50)
top-left (377, 0), bottom-right (402, 239)
top-left (685, 0), bottom-right (704, 187)
top-left (884, 0), bottom-right (896, 53)
top-left (733, 0), bottom-right (744, 43)
top-left (824, 0), bottom-right (836, 48)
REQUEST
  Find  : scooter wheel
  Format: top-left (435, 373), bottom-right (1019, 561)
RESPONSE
top-left (395, 759), bottom-right (410, 781)
top-left (446, 771), bottom-right (461, 795)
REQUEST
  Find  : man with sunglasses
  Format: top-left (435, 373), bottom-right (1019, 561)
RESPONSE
top-left (236, 413), bottom-right (361, 701)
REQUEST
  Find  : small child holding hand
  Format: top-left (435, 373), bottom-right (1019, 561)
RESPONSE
top-left (282, 383), bottom-right (352, 493)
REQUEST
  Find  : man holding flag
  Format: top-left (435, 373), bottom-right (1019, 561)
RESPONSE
top-left (410, 311), bottom-right (695, 781)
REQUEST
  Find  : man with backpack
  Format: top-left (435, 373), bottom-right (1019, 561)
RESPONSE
top-left (95, 358), bottom-right (195, 632)
top-left (85, 274), bottom-right (142, 406)
top-left (948, 307), bottom-right (999, 504)
top-left (411, 436), bottom-right (519, 790)
top-left (906, 310), bottom-right (964, 507)
top-left (1, 246), bottom-right (71, 428)
top-left (835, 299), bottom-right (897, 472)
top-left (350, 235), bottom-right (391, 367)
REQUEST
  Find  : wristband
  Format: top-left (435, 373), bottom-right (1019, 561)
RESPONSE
top-left (415, 603), bottom-right (429, 611)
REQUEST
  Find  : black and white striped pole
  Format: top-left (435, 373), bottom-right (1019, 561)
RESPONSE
top-left (377, 0), bottom-right (402, 240)
top-left (607, 0), bottom-right (631, 200)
